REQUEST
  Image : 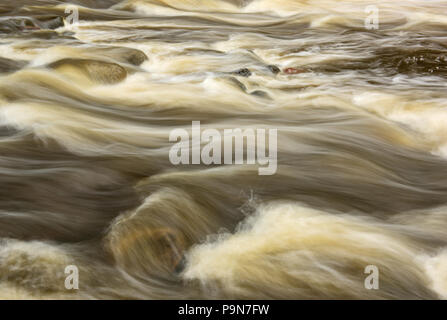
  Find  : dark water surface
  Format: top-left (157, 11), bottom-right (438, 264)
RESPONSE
top-left (0, 0), bottom-right (447, 299)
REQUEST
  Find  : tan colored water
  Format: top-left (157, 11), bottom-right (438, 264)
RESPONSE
top-left (0, 0), bottom-right (447, 299)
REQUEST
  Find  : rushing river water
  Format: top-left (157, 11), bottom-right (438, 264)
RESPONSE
top-left (0, 0), bottom-right (447, 299)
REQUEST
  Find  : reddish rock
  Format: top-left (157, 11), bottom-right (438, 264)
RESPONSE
top-left (284, 67), bottom-right (306, 74)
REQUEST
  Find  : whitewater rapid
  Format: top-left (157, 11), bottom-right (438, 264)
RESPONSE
top-left (0, 0), bottom-right (446, 299)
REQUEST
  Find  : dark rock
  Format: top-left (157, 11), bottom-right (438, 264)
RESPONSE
top-left (250, 90), bottom-right (270, 98)
top-left (232, 68), bottom-right (252, 77)
top-left (267, 64), bottom-right (280, 74)
top-left (88, 47), bottom-right (149, 66)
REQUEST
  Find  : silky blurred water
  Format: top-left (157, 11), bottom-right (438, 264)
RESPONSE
top-left (0, 0), bottom-right (447, 299)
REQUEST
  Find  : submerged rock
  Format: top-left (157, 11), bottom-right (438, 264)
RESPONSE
top-left (27, 30), bottom-right (59, 39)
top-left (0, 57), bottom-right (27, 73)
top-left (227, 76), bottom-right (247, 91)
top-left (250, 90), bottom-right (270, 99)
top-left (107, 224), bottom-right (186, 276)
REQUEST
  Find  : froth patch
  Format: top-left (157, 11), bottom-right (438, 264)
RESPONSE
top-left (425, 250), bottom-right (447, 299)
top-left (0, 239), bottom-right (73, 294)
top-left (183, 202), bottom-right (436, 299)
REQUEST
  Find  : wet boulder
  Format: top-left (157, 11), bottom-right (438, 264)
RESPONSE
top-left (35, 15), bottom-right (64, 30)
top-left (48, 58), bottom-right (127, 84)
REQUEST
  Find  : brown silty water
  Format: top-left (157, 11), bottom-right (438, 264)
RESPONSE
top-left (0, 0), bottom-right (447, 299)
